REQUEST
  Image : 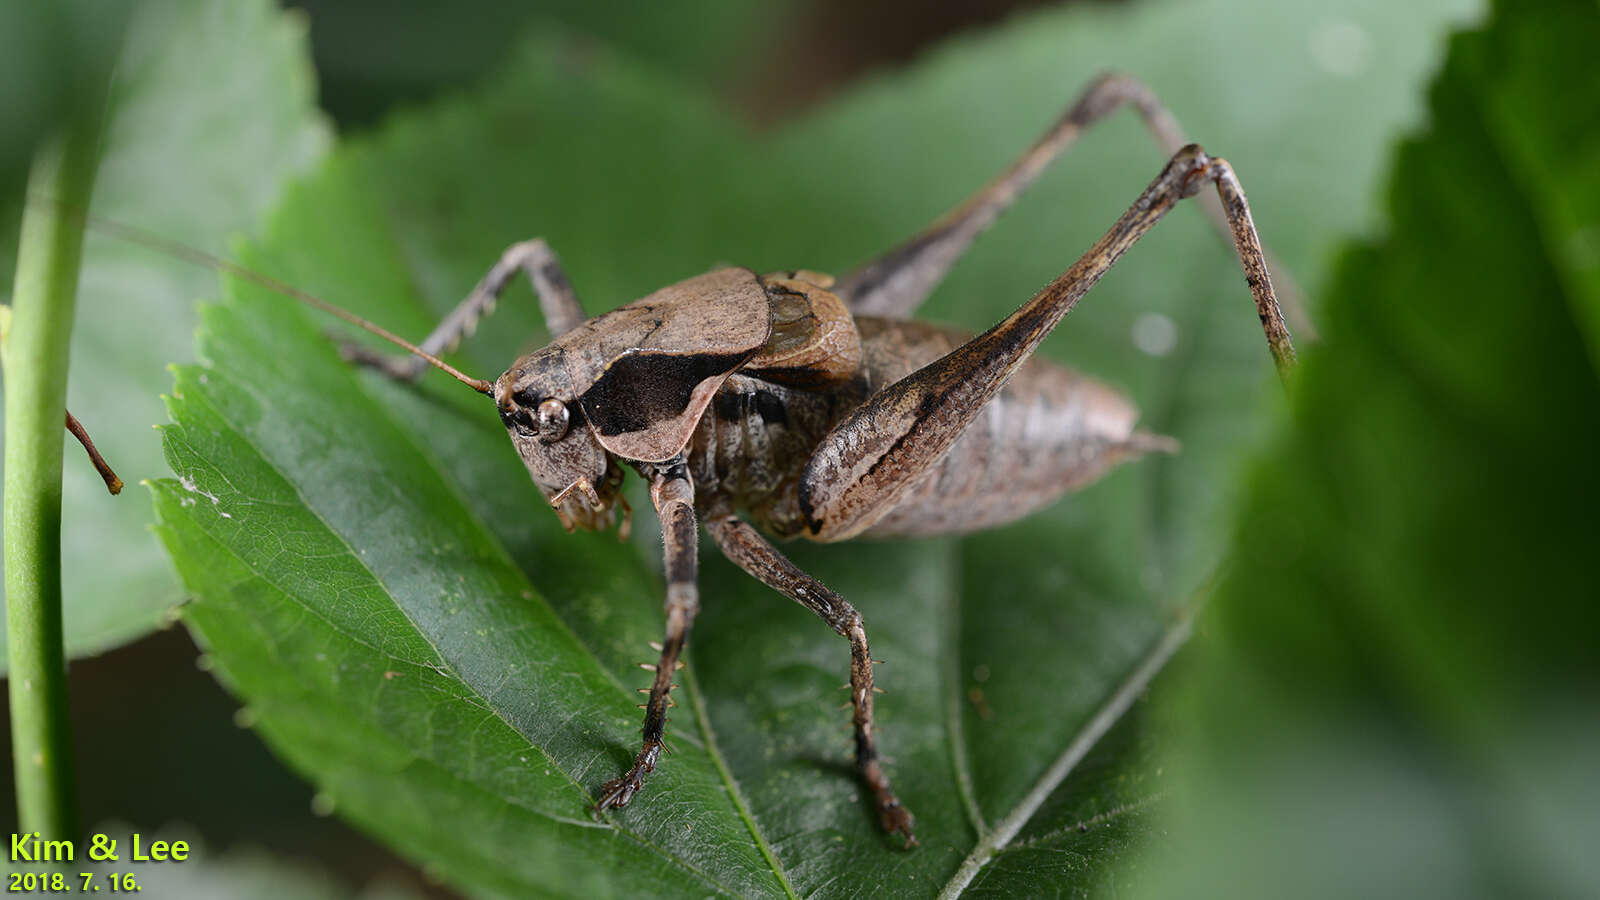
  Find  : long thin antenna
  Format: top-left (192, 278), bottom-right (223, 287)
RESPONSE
top-left (79, 211), bottom-right (494, 395)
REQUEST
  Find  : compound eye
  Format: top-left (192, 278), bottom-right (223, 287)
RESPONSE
top-left (535, 398), bottom-right (570, 443)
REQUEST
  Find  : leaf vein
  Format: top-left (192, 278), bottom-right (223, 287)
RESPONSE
top-left (682, 650), bottom-right (799, 899)
top-left (943, 547), bottom-right (987, 836)
top-left (937, 608), bottom-right (1194, 898)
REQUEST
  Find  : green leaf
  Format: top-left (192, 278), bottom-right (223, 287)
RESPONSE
top-left (1131, 0), bottom-right (1600, 896)
top-left (0, 0), bottom-right (329, 666)
top-left (150, 0), bottom-right (1477, 895)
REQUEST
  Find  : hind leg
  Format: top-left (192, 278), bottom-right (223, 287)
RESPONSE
top-left (803, 144), bottom-right (1295, 541)
top-left (835, 72), bottom-right (1311, 335)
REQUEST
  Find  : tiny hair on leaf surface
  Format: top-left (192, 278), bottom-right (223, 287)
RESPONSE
top-left (150, 0), bottom-right (1478, 895)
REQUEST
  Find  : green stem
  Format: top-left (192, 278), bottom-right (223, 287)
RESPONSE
top-left (4, 120), bottom-right (103, 842)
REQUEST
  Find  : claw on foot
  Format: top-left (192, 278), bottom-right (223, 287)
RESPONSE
top-left (862, 756), bottom-right (916, 847)
top-left (594, 770), bottom-right (645, 814)
top-left (878, 795), bottom-right (918, 848)
top-left (593, 742), bottom-right (663, 817)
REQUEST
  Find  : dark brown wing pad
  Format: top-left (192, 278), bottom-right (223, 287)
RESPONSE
top-left (563, 268), bottom-right (771, 462)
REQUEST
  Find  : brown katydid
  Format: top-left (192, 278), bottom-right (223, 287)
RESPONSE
top-left (101, 73), bottom-right (1297, 847)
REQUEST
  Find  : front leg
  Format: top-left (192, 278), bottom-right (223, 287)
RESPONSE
top-left (594, 465), bottom-right (699, 813)
top-left (344, 239), bottom-right (586, 381)
top-left (705, 516), bottom-right (916, 847)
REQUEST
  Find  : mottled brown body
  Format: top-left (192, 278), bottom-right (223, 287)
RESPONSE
top-left (329, 73), bottom-right (1298, 847)
top-left (94, 68), bottom-right (1304, 849)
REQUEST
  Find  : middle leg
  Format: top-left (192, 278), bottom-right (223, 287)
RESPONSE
top-left (705, 515), bottom-right (916, 846)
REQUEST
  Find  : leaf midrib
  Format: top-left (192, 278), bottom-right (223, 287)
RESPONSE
top-left (683, 651), bottom-right (800, 900)
top-left (936, 609), bottom-right (1195, 898)
top-left (1003, 790), bottom-right (1166, 854)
